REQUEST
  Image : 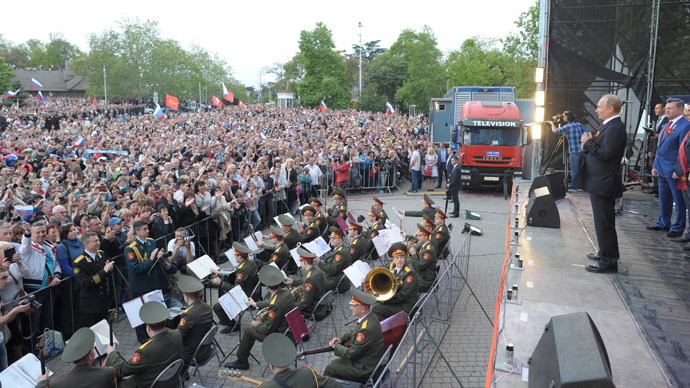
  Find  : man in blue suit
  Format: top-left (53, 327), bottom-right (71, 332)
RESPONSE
top-left (647, 98), bottom-right (690, 237)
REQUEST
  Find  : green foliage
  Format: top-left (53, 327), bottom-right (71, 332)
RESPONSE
top-left (503, 0), bottom-right (539, 61)
top-left (368, 52), bottom-right (408, 102)
top-left (388, 26), bottom-right (444, 113)
top-left (0, 33), bottom-right (81, 69)
top-left (358, 85), bottom-right (388, 112)
top-left (297, 22), bottom-right (351, 109)
top-left (0, 57), bottom-right (15, 93)
top-left (72, 18), bottom-right (238, 100)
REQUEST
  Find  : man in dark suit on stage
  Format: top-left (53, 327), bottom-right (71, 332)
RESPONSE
top-left (446, 156), bottom-right (461, 217)
top-left (575, 94), bottom-right (627, 273)
top-left (647, 98), bottom-right (690, 238)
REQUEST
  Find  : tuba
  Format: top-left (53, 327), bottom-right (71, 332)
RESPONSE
top-left (364, 268), bottom-right (398, 302)
top-left (255, 307), bottom-right (270, 323)
top-left (291, 287), bottom-right (304, 304)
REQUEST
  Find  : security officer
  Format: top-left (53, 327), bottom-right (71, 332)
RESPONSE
top-left (308, 197), bottom-right (328, 235)
top-left (326, 190), bottom-right (347, 228)
top-left (72, 231), bottom-right (114, 328)
top-left (315, 227), bottom-right (351, 292)
top-left (286, 247), bottom-right (328, 320)
top-left (225, 265), bottom-right (296, 370)
top-left (325, 288), bottom-right (385, 383)
top-left (396, 194), bottom-right (439, 219)
top-left (299, 206), bottom-right (320, 243)
top-left (258, 225), bottom-right (291, 270)
top-left (125, 220), bottom-right (181, 343)
top-left (106, 302), bottom-right (183, 388)
top-left (36, 328), bottom-right (117, 388)
top-left (408, 224), bottom-right (437, 293)
top-left (372, 196), bottom-right (389, 221)
top-left (346, 220), bottom-right (367, 262)
top-left (371, 243), bottom-right (419, 321)
top-left (212, 242), bottom-right (259, 334)
top-left (259, 333), bottom-right (342, 388)
top-left (431, 210), bottom-right (451, 258)
top-left (177, 275), bottom-right (213, 374)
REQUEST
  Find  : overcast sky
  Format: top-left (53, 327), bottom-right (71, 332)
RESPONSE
top-left (3, 0), bottom-right (535, 88)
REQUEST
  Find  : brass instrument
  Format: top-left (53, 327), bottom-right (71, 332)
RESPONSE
top-left (364, 268), bottom-right (398, 302)
top-left (291, 287), bottom-right (304, 303)
top-left (255, 307), bottom-right (269, 323)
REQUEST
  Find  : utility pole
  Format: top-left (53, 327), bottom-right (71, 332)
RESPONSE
top-left (358, 22), bottom-right (363, 100)
top-left (103, 66), bottom-right (107, 104)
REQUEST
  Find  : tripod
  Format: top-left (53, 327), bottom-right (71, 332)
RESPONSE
top-left (540, 134), bottom-right (570, 184)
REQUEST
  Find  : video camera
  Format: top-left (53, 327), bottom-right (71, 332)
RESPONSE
top-left (552, 113), bottom-right (566, 127)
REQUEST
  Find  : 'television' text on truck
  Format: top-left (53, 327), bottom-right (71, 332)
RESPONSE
top-left (429, 86), bottom-right (529, 196)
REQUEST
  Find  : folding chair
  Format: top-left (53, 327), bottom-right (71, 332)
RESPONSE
top-left (366, 344), bottom-right (393, 386)
top-left (332, 274), bottom-right (352, 318)
top-left (188, 325), bottom-right (222, 385)
top-left (150, 358), bottom-right (183, 388)
top-left (304, 290), bottom-right (337, 347)
top-left (262, 307), bottom-right (309, 376)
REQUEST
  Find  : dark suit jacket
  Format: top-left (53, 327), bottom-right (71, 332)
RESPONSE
top-left (655, 117), bottom-right (690, 177)
top-left (575, 117), bottom-right (627, 199)
top-left (448, 163), bottom-right (462, 190)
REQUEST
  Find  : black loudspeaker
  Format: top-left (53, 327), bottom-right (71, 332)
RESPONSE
top-left (529, 312), bottom-right (614, 388)
top-left (526, 186), bottom-right (560, 228)
top-left (529, 172), bottom-right (567, 200)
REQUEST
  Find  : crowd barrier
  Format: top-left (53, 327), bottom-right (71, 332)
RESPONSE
top-left (373, 231), bottom-right (476, 388)
top-left (319, 160), bottom-right (403, 196)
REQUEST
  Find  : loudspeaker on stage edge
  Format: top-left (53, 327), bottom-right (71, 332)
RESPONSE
top-left (528, 312), bottom-right (614, 388)
top-left (529, 173), bottom-right (567, 200)
top-left (526, 186), bottom-right (560, 228)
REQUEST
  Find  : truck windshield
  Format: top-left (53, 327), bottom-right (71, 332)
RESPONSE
top-left (462, 126), bottom-right (522, 146)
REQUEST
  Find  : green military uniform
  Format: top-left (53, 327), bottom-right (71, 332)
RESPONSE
top-left (125, 237), bottom-right (176, 296)
top-left (410, 240), bottom-right (437, 293)
top-left (270, 242), bottom-right (291, 271)
top-left (325, 313), bottom-right (385, 382)
top-left (36, 328), bottom-right (116, 388)
top-left (283, 228), bottom-right (299, 250)
top-left (314, 211), bottom-right (328, 235)
top-left (258, 333), bottom-right (342, 388)
top-left (373, 196), bottom-right (389, 221)
top-left (234, 266), bottom-right (296, 366)
top-left (106, 302), bottom-right (183, 388)
top-left (72, 249), bottom-right (110, 327)
top-left (318, 244), bottom-right (351, 292)
top-left (292, 249), bottom-right (328, 319)
top-left (300, 221), bottom-right (320, 243)
top-left (326, 190), bottom-right (347, 228)
top-left (177, 276), bottom-right (213, 367)
top-left (432, 223), bottom-right (451, 258)
top-left (403, 194), bottom-right (440, 219)
top-left (371, 263), bottom-right (419, 322)
top-left (348, 234), bottom-right (367, 262)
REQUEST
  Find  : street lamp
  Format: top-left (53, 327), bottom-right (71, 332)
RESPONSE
top-left (358, 22), bottom-right (363, 100)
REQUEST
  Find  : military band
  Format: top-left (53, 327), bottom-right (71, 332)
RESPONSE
top-left (299, 205), bottom-right (320, 243)
top-left (371, 243), bottom-right (420, 322)
top-left (212, 242), bottom-right (259, 333)
top-left (316, 227), bottom-right (352, 293)
top-left (326, 190), bottom-right (348, 228)
top-left (408, 224), bottom-right (438, 293)
top-left (287, 247), bottom-right (328, 320)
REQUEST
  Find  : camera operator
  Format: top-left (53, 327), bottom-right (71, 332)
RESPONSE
top-left (0, 266), bottom-right (31, 371)
top-left (547, 111), bottom-right (589, 191)
top-left (0, 241), bottom-right (27, 365)
top-left (166, 227), bottom-right (195, 265)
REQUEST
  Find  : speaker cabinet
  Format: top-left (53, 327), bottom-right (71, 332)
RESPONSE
top-left (529, 172), bottom-right (567, 200)
top-left (529, 312), bottom-right (614, 388)
top-left (526, 186), bottom-right (560, 228)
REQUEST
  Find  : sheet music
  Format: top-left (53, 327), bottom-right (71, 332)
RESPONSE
top-left (304, 237), bottom-right (331, 257)
top-left (244, 235), bottom-right (258, 251)
top-left (384, 219), bottom-right (394, 229)
top-left (290, 248), bottom-right (301, 269)
top-left (186, 255), bottom-right (219, 279)
top-left (372, 234), bottom-right (392, 256)
top-left (380, 227), bottom-right (404, 244)
top-left (91, 319), bottom-right (119, 357)
top-left (392, 207), bottom-right (405, 223)
top-left (228, 285), bottom-right (250, 311)
top-left (0, 353), bottom-right (52, 387)
top-left (122, 290), bottom-right (166, 328)
top-left (343, 260), bottom-right (371, 287)
top-left (268, 262), bottom-right (288, 279)
top-left (224, 249), bottom-right (237, 267)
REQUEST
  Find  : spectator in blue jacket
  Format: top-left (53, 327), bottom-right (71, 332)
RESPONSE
top-left (56, 225), bottom-right (84, 277)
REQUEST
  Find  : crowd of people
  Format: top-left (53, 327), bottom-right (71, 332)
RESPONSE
top-left (0, 96), bottom-right (445, 376)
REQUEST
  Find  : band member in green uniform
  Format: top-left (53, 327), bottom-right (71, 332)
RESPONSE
top-left (225, 265), bottom-right (296, 370)
top-left (371, 243), bottom-right (419, 321)
top-left (396, 194), bottom-right (439, 219)
top-left (346, 220), bottom-right (367, 262)
top-left (286, 247), bottom-right (328, 319)
top-left (36, 328), bottom-right (117, 388)
top-left (324, 287), bottom-right (385, 383)
top-left (309, 197), bottom-right (328, 235)
top-left (299, 206), bottom-right (320, 243)
top-left (258, 333), bottom-right (343, 388)
top-left (212, 242), bottom-right (259, 333)
top-left (326, 190), bottom-right (347, 228)
top-left (315, 227), bottom-right (351, 292)
top-left (105, 302), bottom-right (183, 388)
top-left (177, 275), bottom-right (213, 374)
top-left (372, 196), bottom-right (389, 221)
top-left (408, 224), bottom-right (437, 293)
top-left (431, 210), bottom-right (451, 258)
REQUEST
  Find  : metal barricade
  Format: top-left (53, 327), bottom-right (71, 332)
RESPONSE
top-left (373, 232), bottom-right (474, 388)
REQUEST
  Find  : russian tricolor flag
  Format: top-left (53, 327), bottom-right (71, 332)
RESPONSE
top-left (36, 91), bottom-right (44, 102)
top-left (31, 78), bottom-right (43, 88)
top-left (73, 136), bottom-right (85, 147)
top-left (3, 89), bottom-right (19, 98)
top-left (15, 206), bottom-right (35, 221)
top-left (154, 103), bottom-right (165, 120)
top-left (386, 102), bottom-right (395, 115)
top-left (223, 83), bottom-right (234, 102)
top-left (319, 101), bottom-right (329, 114)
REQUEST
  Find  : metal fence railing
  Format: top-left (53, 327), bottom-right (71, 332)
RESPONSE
top-left (373, 231), bottom-right (477, 388)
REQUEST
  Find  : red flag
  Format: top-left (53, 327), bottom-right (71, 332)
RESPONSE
top-left (238, 100), bottom-right (246, 110)
top-left (212, 95), bottom-right (222, 108)
top-left (227, 92), bottom-right (234, 103)
top-left (92, 96), bottom-right (97, 106)
top-left (165, 94), bottom-right (179, 111)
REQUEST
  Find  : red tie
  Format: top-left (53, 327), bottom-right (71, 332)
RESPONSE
top-left (659, 122), bottom-right (672, 144)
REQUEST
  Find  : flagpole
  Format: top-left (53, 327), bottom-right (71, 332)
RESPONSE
top-left (358, 22), bottom-right (363, 100)
top-left (103, 66), bottom-right (107, 105)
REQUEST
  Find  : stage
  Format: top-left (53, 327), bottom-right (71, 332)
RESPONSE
top-left (493, 184), bottom-right (689, 388)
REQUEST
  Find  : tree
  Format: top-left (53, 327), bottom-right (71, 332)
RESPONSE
top-left (446, 38), bottom-right (507, 87)
top-left (297, 22), bottom-right (351, 109)
top-left (389, 26), bottom-right (444, 113)
top-left (45, 33), bottom-right (82, 68)
top-left (367, 52), bottom-right (408, 102)
top-left (0, 57), bottom-right (15, 95)
top-left (501, 0), bottom-right (539, 97)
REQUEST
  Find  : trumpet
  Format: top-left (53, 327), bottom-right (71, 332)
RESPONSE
top-left (364, 268), bottom-right (398, 302)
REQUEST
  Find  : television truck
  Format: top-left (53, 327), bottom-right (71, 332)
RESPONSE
top-left (429, 86), bottom-right (529, 198)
